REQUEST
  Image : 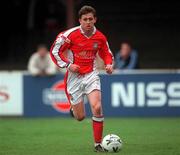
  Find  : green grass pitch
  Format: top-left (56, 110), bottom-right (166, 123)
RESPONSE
top-left (0, 117), bottom-right (180, 155)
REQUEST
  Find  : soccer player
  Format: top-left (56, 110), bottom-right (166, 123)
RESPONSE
top-left (50, 5), bottom-right (113, 152)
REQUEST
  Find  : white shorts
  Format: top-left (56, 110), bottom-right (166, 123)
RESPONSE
top-left (65, 70), bottom-right (101, 105)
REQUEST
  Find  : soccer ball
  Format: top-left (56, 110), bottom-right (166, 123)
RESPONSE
top-left (102, 134), bottom-right (123, 153)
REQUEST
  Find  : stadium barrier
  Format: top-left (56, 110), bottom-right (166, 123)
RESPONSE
top-left (0, 70), bottom-right (180, 117)
top-left (0, 72), bottom-right (23, 116)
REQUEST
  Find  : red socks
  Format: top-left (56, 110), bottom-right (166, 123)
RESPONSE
top-left (92, 116), bottom-right (104, 144)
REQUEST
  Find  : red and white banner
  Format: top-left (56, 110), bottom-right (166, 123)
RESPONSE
top-left (0, 72), bottom-right (23, 116)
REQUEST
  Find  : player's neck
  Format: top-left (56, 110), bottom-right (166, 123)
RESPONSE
top-left (85, 30), bottom-right (93, 37)
top-left (80, 26), bottom-right (95, 38)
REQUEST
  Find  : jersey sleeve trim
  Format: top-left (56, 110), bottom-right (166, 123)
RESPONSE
top-left (50, 26), bottom-right (79, 68)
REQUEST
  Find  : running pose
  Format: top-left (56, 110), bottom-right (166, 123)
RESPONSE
top-left (50, 5), bottom-right (113, 152)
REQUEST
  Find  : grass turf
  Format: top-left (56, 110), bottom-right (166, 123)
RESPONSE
top-left (0, 117), bottom-right (180, 155)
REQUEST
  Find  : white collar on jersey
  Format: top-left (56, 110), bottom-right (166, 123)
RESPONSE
top-left (79, 25), bottom-right (96, 38)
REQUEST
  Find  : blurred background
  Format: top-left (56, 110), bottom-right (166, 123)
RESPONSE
top-left (1, 0), bottom-right (180, 70)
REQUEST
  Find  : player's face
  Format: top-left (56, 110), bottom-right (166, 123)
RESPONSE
top-left (79, 13), bottom-right (97, 32)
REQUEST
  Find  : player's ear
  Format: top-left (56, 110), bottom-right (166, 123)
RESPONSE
top-left (94, 17), bottom-right (97, 23)
top-left (79, 18), bottom-right (82, 24)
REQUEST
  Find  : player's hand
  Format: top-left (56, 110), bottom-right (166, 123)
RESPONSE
top-left (105, 64), bottom-right (113, 74)
top-left (68, 64), bottom-right (80, 73)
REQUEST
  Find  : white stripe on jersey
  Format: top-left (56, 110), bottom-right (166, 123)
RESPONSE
top-left (63, 26), bottom-right (80, 37)
top-left (106, 41), bottom-right (113, 54)
top-left (51, 26), bottom-right (79, 68)
top-left (106, 41), bottom-right (114, 60)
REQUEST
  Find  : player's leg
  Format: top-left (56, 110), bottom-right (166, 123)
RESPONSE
top-left (64, 71), bottom-right (85, 121)
top-left (71, 101), bottom-right (85, 121)
top-left (67, 93), bottom-right (86, 121)
top-left (87, 89), bottom-right (104, 151)
top-left (88, 90), bottom-right (103, 116)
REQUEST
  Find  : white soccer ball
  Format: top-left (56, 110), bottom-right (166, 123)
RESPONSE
top-left (102, 134), bottom-right (123, 153)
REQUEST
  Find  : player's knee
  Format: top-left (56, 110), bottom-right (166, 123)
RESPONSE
top-left (76, 114), bottom-right (85, 121)
top-left (92, 102), bottom-right (102, 115)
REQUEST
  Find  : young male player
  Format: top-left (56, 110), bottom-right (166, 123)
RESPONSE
top-left (50, 5), bottom-right (113, 152)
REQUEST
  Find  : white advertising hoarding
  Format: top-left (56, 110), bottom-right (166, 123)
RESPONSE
top-left (0, 72), bottom-right (23, 116)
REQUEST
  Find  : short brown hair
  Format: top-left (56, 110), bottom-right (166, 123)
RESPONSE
top-left (78, 5), bottom-right (96, 18)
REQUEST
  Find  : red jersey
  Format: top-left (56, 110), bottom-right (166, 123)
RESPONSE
top-left (50, 26), bottom-right (113, 74)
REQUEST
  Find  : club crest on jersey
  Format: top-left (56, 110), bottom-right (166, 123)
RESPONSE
top-left (93, 42), bottom-right (98, 49)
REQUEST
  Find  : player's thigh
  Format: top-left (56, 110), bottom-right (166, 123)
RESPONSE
top-left (87, 89), bottom-right (103, 116)
top-left (68, 88), bottom-right (85, 116)
top-left (66, 71), bottom-right (83, 105)
top-left (72, 101), bottom-right (85, 120)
